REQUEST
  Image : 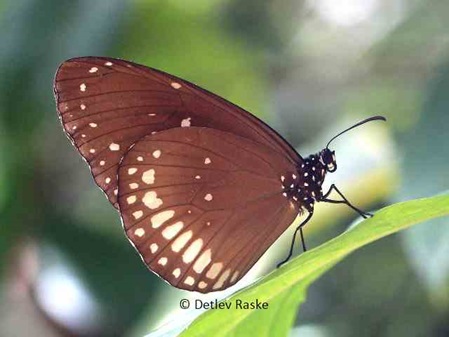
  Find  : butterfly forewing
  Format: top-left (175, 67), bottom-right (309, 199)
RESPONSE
top-left (117, 127), bottom-right (299, 292)
top-left (54, 57), bottom-right (300, 208)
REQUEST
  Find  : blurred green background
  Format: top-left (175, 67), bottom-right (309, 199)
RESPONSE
top-left (0, 0), bottom-right (448, 336)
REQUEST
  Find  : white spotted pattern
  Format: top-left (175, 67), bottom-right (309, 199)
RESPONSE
top-left (88, 67), bottom-right (98, 73)
top-left (142, 191), bottom-right (163, 210)
top-left (128, 167), bottom-right (137, 175)
top-left (172, 230), bottom-right (192, 252)
top-left (204, 193), bottom-right (213, 201)
top-left (162, 221), bottom-right (184, 240)
top-left (133, 211), bottom-right (143, 220)
top-left (134, 228), bottom-right (145, 237)
top-left (171, 82), bottom-right (182, 89)
top-left (183, 239), bottom-right (203, 263)
top-left (152, 150), bottom-right (161, 158)
top-left (184, 276), bottom-right (195, 285)
top-left (172, 268), bottom-right (181, 278)
top-left (204, 157), bottom-right (211, 165)
top-left (206, 262), bottom-right (223, 279)
top-left (150, 243), bottom-right (158, 253)
top-left (80, 83), bottom-right (86, 92)
top-left (142, 169), bottom-right (155, 184)
top-left (109, 143), bottom-right (120, 151)
top-left (158, 257), bottom-right (168, 266)
top-left (193, 249), bottom-right (212, 274)
top-left (151, 210), bottom-right (175, 228)
top-left (213, 269), bottom-right (231, 290)
top-left (181, 117), bottom-right (191, 127)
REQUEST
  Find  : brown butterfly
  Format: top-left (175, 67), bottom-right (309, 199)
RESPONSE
top-left (54, 56), bottom-right (385, 292)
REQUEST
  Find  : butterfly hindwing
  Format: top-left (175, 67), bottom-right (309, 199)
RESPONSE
top-left (117, 127), bottom-right (299, 292)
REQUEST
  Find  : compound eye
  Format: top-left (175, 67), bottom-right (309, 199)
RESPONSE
top-left (323, 150), bottom-right (333, 164)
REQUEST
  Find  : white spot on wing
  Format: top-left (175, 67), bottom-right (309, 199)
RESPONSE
top-left (206, 262), bottom-right (223, 279)
top-left (183, 239), bottom-right (203, 263)
top-left (204, 157), bottom-right (211, 165)
top-left (89, 123), bottom-right (97, 128)
top-left (137, 156), bottom-right (143, 162)
top-left (213, 269), bottom-right (231, 290)
top-left (171, 82), bottom-right (182, 89)
top-left (105, 177), bottom-right (111, 184)
top-left (129, 183), bottom-right (139, 189)
top-left (181, 117), bottom-right (191, 127)
top-left (158, 257), bottom-right (168, 266)
top-left (162, 221), bottom-right (184, 240)
top-left (133, 211), bottom-right (143, 220)
top-left (172, 268), bottom-right (181, 278)
top-left (134, 228), bottom-right (145, 237)
top-left (193, 249), bottom-right (212, 274)
top-left (184, 276), bottom-right (195, 286)
top-left (151, 210), bottom-right (175, 228)
top-left (142, 169), bottom-right (155, 184)
top-left (199, 281), bottom-right (208, 289)
top-left (80, 83), bottom-right (86, 92)
top-left (128, 167), bottom-right (137, 175)
top-left (150, 243), bottom-right (158, 253)
top-left (109, 143), bottom-right (120, 151)
top-left (105, 61), bottom-right (113, 66)
top-left (152, 150), bottom-right (161, 158)
top-left (88, 67), bottom-right (98, 73)
top-left (99, 160), bottom-right (105, 166)
top-left (127, 195), bottom-right (136, 204)
top-left (80, 104), bottom-right (86, 110)
top-left (142, 191), bottom-right (163, 210)
top-left (171, 230), bottom-right (192, 252)
top-left (204, 194), bottom-right (213, 201)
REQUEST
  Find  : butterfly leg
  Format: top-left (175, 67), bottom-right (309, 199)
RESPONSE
top-left (321, 184), bottom-right (373, 218)
top-left (276, 211), bottom-right (314, 268)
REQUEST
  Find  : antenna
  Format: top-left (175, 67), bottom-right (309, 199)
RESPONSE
top-left (326, 115), bottom-right (386, 149)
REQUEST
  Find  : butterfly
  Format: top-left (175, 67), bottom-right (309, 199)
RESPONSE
top-left (54, 56), bottom-right (386, 293)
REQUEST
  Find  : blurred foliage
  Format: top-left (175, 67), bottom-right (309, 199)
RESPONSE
top-left (0, 0), bottom-right (448, 336)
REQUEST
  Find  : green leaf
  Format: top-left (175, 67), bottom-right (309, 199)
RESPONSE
top-left (180, 194), bottom-right (449, 337)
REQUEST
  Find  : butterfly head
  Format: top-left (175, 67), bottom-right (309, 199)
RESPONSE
top-left (319, 148), bottom-right (337, 173)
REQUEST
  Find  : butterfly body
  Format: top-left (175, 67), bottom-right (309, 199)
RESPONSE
top-left (54, 56), bottom-right (384, 292)
top-left (283, 151), bottom-right (331, 214)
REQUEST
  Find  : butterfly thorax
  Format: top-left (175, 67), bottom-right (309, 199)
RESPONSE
top-left (281, 152), bottom-right (328, 213)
